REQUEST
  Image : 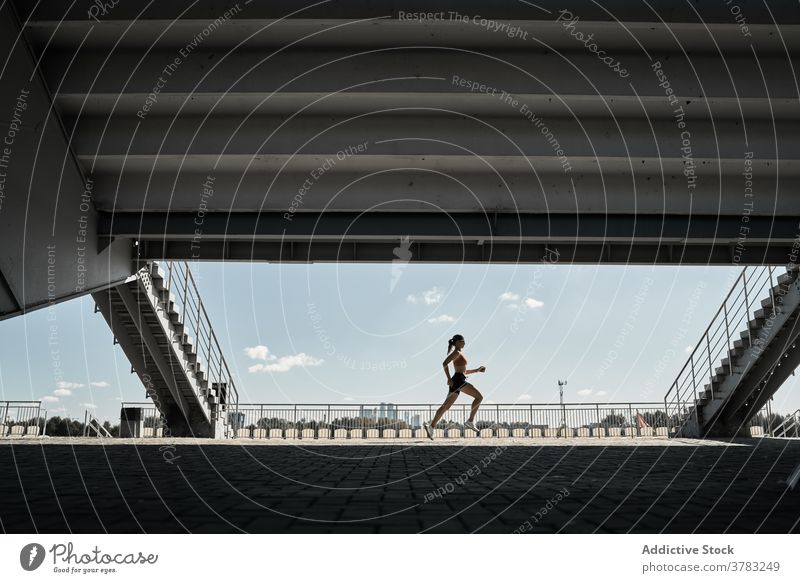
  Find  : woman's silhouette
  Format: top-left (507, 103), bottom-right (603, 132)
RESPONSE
top-left (423, 334), bottom-right (486, 439)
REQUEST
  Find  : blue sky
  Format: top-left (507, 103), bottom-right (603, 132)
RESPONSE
top-left (1, 262), bottom-right (798, 423)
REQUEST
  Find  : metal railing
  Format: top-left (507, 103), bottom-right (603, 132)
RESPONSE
top-left (152, 261), bottom-right (239, 416)
top-left (82, 410), bottom-right (112, 437)
top-left (769, 409), bottom-right (800, 438)
top-left (230, 402), bottom-right (691, 437)
top-left (106, 400), bottom-right (774, 438)
top-left (0, 400), bottom-right (43, 436)
top-left (664, 266), bottom-right (780, 435)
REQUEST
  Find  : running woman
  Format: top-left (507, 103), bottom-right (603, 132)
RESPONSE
top-left (423, 334), bottom-right (486, 439)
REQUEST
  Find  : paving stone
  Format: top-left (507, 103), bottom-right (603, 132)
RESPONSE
top-left (0, 439), bottom-right (798, 532)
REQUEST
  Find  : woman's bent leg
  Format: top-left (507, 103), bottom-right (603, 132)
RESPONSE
top-left (431, 392), bottom-right (459, 427)
top-left (459, 384), bottom-right (483, 422)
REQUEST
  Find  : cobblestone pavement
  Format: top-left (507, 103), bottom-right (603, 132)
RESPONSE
top-left (1, 438), bottom-right (798, 533)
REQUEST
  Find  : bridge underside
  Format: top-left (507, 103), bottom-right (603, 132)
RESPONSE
top-left (2, 0), bottom-right (800, 317)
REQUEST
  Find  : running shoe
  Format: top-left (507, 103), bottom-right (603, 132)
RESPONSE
top-left (464, 420), bottom-right (479, 432)
top-left (423, 421), bottom-right (434, 440)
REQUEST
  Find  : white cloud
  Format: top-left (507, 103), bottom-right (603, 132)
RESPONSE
top-left (40, 396), bottom-right (59, 403)
top-left (407, 286), bottom-right (445, 305)
top-left (498, 292), bottom-right (519, 302)
top-left (54, 388), bottom-right (72, 397)
top-left (244, 345), bottom-right (277, 361)
top-left (577, 389), bottom-right (593, 396)
top-left (596, 390), bottom-right (607, 396)
top-left (423, 287), bottom-right (444, 305)
top-left (57, 381), bottom-right (84, 390)
top-left (89, 381), bottom-right (110, 388)
top-left (427, 314), bottom-right (455, 324)
top-left (81, 403), bottom-right (97, 409)
top-left (524, 297), bottom-right (544, 309)
top-left (516, 394), bottom-right (532, 401)
top-left (248, 353), bottom-right (324, 373)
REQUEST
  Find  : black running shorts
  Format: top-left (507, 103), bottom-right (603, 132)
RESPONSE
top-left (449, 372), bottom-right (468, 394)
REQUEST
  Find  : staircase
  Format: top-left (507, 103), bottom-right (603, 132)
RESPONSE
top-left (92, 261), bottom-right (238, 438)
top-left (665, 264), bottom-right (800, 438)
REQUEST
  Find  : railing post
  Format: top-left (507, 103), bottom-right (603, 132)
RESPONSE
top-left (628, 403), bottom-right (634, 438)
top-left (722, 301), bottom-right (731, 357)
top-left (768, 266), bottom-right (777, 309)
top-left (181, 265), bottom-right (189, 326)
top-left (742, 267), bottom-right (751, 320)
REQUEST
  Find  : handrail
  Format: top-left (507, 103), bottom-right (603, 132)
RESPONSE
top-left (154, 261), bottom-right (239, 415)
top-left (770, 409), bottom-right (800, 438)
top-left (664, 266), bottom-right (779, 435)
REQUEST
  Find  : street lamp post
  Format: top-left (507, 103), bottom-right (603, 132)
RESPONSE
top-left (558, 379), bottom-right (567, 436)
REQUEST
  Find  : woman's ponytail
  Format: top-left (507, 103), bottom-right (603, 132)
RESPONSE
top-left (447, 338), bottom-right (454, 354)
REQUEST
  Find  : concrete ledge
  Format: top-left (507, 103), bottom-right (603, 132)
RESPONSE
top-left (446, 428), bottom-right (461, 438)
top-left (511, 428), bottom-right (526, 438)
top-left (0, 436), bottom-right (752, 446)
top-left (543, 428), bottom-right (559, 438)
top-left (269, 428), bottom-right (283, 438)
top-left (301, 429), bottom-right (315, 439)
top-left (479, 428), bottom-right (493, 438)
top-left (284, 428), bottom-right (297, 438)
top-left (592, 427), bottom-right (606, 437)
top-left (749, 426), bottom-right (765, 437)
top-left (365, 429), bottom-right (379, 438)
top-left (576, 427), bottom-right (591, 437)
top-left (333, 428), bottom-right (348, 439)
top-left (350, 429), bottom-right (363, 439)
top-left (253, 428), bottom-right (267, 439)
top-left (496, 428), bottom-right (510, 438)
top-left (317, 428), bottom-right (331, 439)
top-left (528, 428), bottom-right (543, 437)
top-left (236, 427), bottom-right (251, 438)
top-left (383, 429), bottom-right (397, 438)
top-left (655, 427), bottom-right (669, 437)
top-left (639, 427), bottom-right (654, 437)
top-left (399, 429), bottom-right (413, 438)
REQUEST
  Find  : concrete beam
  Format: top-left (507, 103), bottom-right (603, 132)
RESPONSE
top-left (40, 50), bottom-right (799, 99)
top-left (67, 115), bottom-right (799, 161)
top-left (88, 170), bottom-right (800, 216)
top-left (0, 2), bottom-right (134, 321)
top-left (21, 20), bottom-right (800, 53)
top-left (136, 239), bottom-right (798, 265)
top-left (15, 0), bottom-right (800, 25)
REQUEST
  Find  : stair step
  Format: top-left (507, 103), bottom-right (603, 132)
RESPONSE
top-left (754, 307), bottom-right (772, 319)
top-left (777, 272), bottom-right (795, 285)
top-left (761, 296), bottom-right (774, 308)
top-left (734, 337), bottom-right (750, 349)
top-left (748, 318), bottom-right (763, 329)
